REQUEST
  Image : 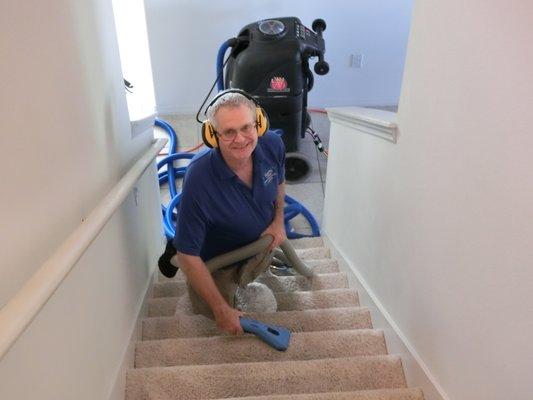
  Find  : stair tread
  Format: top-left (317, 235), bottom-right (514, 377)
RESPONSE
top-left (160, 258), bottom-right (340, 282)
top-left (147, 288), bottom-right (360, 317)
top-left (293, 246), bottom-right (331, 259)
top-left (126, 355), bottom-right (407, 400)
top-left (256, 271), bottom-right (347, 292)
top-left (288, 237), bottom-right (325, 249)
top-left (152, 272), bottom-right (349, 298)
top-left (135, 329), bottom-right (386, 367)
top-left (142, 307), bottom-right (372, 340)
top-left (218, 388), bottom-right (424, 400)
top-left (135, 235), bottom-right (420, 399)
top-left (158, 246), bottom-right (331, 283)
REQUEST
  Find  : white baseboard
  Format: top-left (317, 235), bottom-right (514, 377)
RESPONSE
top-left (323, 235), bottom-right (449, 400)
top-left (107, 259), bottom-right (162, 400)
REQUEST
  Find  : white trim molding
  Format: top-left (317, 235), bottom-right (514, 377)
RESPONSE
top-left (130, 111), bottom-right (156, 139)
top-left (323, 235), bottom-right (449, 400)
top-left (326, 106), bottom-right (398, 143)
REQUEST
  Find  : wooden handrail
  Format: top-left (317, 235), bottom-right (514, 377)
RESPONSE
top-left (0, 138), bottom-right (167, 360)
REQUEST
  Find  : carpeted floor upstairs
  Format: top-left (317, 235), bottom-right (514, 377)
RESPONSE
top-left (126, 237), bottom-right (424, 400)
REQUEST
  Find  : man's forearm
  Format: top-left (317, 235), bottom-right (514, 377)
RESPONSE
top-left (177, 252), bottom-right (243, 334)
top-left (274, 182), bottom-right (286, 222)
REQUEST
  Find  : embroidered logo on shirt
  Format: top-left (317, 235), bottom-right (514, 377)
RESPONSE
top-left (263, 168), bottom-right (276, 186)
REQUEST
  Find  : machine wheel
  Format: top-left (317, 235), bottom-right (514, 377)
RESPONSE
top-left (285, 152), bottom-right (312, 183)
top-left (312, 19), bottom-right (326, 33)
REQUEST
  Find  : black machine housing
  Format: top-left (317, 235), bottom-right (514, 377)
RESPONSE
top-left (225, 17), bottom-right (329, 177)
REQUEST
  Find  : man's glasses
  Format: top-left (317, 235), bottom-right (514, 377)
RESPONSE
top-left (217, 122), bottom-right (257, 141)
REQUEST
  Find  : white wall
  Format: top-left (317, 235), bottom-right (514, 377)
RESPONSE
top-left (0, 1), bottom-right (163, 399)
top-left (323, 1), bottom-right (533, 399)
top-left (144, 0), bottom-right (412, 113)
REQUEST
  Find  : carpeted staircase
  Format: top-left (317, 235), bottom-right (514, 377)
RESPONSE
top-left (126, 237), bottom-right (424, 400)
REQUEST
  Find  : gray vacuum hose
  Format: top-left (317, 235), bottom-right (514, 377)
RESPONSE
top-left (279, 241), bottom-right (314, 278)
top-left (205, 236), bottom-right (314, 278)
top-left (205, 236), bottom-right (272, 273)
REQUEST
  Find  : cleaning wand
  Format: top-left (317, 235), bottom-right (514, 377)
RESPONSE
top-left (240, 317), bottom-right (291, 351)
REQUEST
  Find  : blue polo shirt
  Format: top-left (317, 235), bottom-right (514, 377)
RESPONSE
top-left (173, 131), bottom-right (285, 261)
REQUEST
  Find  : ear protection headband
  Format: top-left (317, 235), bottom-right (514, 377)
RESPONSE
top-left (201, 89), bottom-right (269, 148)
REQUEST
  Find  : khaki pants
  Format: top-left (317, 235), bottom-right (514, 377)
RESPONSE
top-left (188, 248), bottom-right (274, 319)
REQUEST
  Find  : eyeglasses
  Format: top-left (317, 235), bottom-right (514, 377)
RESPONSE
top-left (217, 122), bottom-right (257, 141)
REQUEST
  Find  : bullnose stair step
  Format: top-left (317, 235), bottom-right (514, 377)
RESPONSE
top-left (288, 237), bottom-right (324, 249)
top-left (219, 388), bottom-right (424, 400)
top-left (256, 272), bottom-right (348, 292)
top-left (294, 246), bottom-right (330, 259)
top-left (126, 355), bottom-right (407, 400)
top-left (142, 307), bottom-right (372, 340)
top-left (152, 272), bottom-right (349, 298)
top-left (135, 329), bottom-right (386, 368)
top-left (147, 288), bottom-right (359, 317)
top-left (160, 257), bottom-right (340, 282)
top-left (274, 288), bottom-right (359, 310)
top-left (301, 258), bottom-right (339, 272)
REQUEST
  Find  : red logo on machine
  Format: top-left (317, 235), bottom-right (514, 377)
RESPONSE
top-left (268, 77), bottom-right (289, 92)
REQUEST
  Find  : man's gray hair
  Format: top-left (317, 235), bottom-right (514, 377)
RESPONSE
top-left (206, 91), bottom-right (256, 130)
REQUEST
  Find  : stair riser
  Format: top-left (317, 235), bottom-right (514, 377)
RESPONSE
top-left (135, 330), bottom-right (386, 368)
top-left (276, 289), bottom-right (358, 311)
top-left (295, 247), bottom-right (330, 259)
top-left (126, 356), bottom-right (406, 400)
top-left (148, 289), bottom-right (359, 317)
top-left (152, 273), bottom-right (348, 298)
top-left (289, 237), bottom-right (324, 249)
top-left (256, 273), bottom-right (348, 292)
top-left (159, 259), bottom-right (339, 282)
top-left (219, 388), bottom-right (424, 400)
top-left (142, 308), bottom-right (372, 340)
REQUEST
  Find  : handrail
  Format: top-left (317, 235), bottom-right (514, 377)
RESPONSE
top-left (0, 138), bottom-right (167, 361)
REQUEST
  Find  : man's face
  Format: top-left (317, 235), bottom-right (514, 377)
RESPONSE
top-left (214, 104), bottom-right (258, 165)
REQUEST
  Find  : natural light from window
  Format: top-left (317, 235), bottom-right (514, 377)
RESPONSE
top-left (111, 0), bottom-right (156, 124)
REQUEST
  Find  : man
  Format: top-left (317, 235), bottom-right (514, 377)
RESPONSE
top-left (173, 90), bottom-right (286, 335)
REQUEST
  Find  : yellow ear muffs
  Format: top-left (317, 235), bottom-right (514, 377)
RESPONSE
top-left (255, 107), bottom-right (269, 136)
top-left (202, 89), bottom-right (270, 148)
top-left (201, 121), bottom-right (219, 148)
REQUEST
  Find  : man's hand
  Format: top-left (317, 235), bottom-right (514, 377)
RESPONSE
top-left (178, 252), bottom-right (244, 335)
top-left (213, 303), bottom-right (244, 335)
top-left (262, 218), bottom-right (287, 251)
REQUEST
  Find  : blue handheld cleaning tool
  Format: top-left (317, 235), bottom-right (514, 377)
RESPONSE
top-left (240, 317), bottom-right (291, 351)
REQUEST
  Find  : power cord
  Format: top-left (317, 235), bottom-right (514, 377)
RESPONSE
top-left (195, 49), bottom-right (234, 123)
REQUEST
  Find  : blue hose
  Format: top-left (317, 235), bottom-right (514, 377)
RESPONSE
top-left (155, 119), bottom-right (179, 198)
top-left (217, 39), bottom-right (233, 91)
top-left (155, 117), bottom-right (320, 239)
top-left (284, 195), bottom-right (320, 238)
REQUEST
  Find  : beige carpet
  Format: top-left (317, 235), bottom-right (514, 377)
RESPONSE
top-left (126, 238), bottom-right (424, 400)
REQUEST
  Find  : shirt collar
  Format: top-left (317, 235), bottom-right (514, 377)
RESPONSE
top-left (211, 148), bottom-right (235, 180)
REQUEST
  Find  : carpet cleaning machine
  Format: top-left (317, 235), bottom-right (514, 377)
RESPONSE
top-left (217, 17), bottom-right (329, 181)
top-left (158, 17), bottom-right (329, 239)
